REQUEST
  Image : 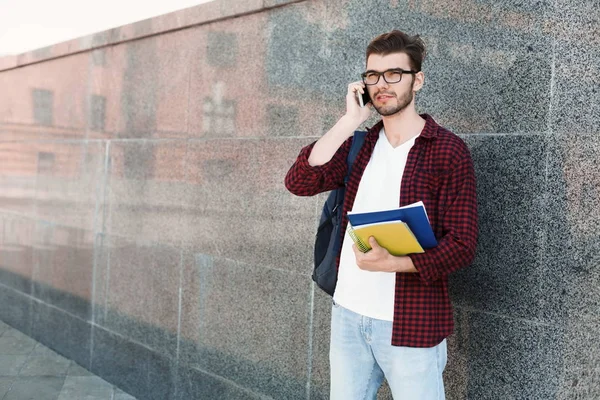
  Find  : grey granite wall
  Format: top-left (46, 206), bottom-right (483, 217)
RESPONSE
top-left (0, 0), bottom-right (598, 399)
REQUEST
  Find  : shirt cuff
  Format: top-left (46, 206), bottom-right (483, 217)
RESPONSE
top-left (295, 141), bottom-right (326, 175)
top-left (408, 251), bottom-right (438, 286)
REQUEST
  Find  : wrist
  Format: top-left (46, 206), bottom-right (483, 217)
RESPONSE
top-left (389, 255), bottom-right (416, 273)
top-left (339, 114), bottom-right (363, 132)
top-left (386, 253), bottom-right (401, 272)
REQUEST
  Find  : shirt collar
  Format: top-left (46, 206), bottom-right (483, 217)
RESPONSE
top-left (366, 113), bottom-right (439, 141)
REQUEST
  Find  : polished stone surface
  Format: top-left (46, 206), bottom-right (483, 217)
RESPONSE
top-left (551, 41), bottom-right (600, 135)
top-left (267, 0), bottom-right (553, 135)
top-left (220, 0), bottom-right (263, 18)
top-left (0, 215), bottom-right (35, 294)
top-left (449, 308), bottom-right (563, 399)
top-left (179, 253), bottom-right (311, 399)
top-left (90, 325), bottom-right (172, 400)
top-left (103, 140), bottom-right (188, 245)
top-left (0, 139), bottom-right (106, 227)
top-left (551, 0), bottom-right (599, 135)
top-left (554, 317), bottom-right (600, 399)
top-left (0, 142), bottom-right (37, 214)
top-left (451, 134), bottom-right (552, 320)
top-left (174, 366), bottom-right (264, 400)
top-left (187, 13), bottom-right (269, 138)
top-left (32, 223), bottom-right (94, 319)
top-left (184, 138), bottom-right (317, 274)
top-left (114, 30), bottom-right (194, 139)
top-left (546, 134), bottom-right (600, 321)
top-left (309, 287), bottom-right (335, 400)
top-left (0, 285), bottom-right (32, 336)
top-left (0, 55), bottom-right (90, 139)
top-left (94, 235), bottom-right (181, 358)
top-left (32, 141), bottom-right (106, 230)
top-left (30, 298), bottom-right (92, 371)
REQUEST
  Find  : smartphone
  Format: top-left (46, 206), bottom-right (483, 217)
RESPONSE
top-left (357, 88), bottom-right (371, 108)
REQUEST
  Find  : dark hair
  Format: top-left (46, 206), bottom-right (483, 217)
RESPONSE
top-left (366, 30), bottom-right (426, 71)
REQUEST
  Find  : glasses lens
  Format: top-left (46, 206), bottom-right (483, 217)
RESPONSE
top-left (364, 72), bottom-right (380, 85)
top-left (383, 70), bottom-right (402, 83)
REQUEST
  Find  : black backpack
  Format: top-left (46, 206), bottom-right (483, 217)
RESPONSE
top-left (313, 131), bottom-right (367, 296)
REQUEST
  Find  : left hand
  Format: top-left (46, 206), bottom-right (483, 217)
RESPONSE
top-left (352, 236), bottom-right (395, 272)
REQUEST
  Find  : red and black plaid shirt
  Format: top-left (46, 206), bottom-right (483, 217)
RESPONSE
top-left (285, 114), bottom-right (478, 347)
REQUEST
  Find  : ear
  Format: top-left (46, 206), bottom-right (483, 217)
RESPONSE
top-left (413, 71), bottom-right (425, 92)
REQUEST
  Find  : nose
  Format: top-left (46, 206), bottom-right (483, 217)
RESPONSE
top-left (375, 77), bottom-right (389, 91)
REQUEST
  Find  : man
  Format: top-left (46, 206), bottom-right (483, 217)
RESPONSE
top-left (285, 31), bottom-right (478, 399)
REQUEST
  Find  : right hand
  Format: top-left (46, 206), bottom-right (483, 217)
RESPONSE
top-left (345, 81), bottom-right (373, 125)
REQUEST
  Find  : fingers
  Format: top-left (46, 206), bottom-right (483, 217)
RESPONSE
top-left (347, 81), bottom-right (365, 95)
top-left (352, 244), bottom-right (367, 270)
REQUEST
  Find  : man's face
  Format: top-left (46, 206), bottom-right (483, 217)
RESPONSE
top-left (365, 52), bottom-right (421, 116)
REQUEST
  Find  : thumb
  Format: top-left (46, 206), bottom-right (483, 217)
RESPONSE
top-left (368, 236), bottom-right (379, 248)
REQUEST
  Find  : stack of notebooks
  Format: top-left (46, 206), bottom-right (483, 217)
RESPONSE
top-left (347, 201), bottom-right (437, 255)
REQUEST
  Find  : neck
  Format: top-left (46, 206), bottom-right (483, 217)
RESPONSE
top-left (381, 105), bottom-right (426, 148)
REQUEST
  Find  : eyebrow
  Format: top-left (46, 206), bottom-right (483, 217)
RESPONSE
top-left (363, 68), bottom-right (406, 74)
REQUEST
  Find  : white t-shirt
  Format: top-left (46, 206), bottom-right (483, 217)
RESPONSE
top-left (333, 128), bottom-right (418, 321)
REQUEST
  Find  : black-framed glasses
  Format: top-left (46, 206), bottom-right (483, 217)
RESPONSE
top-left (361, 68), bottom-right (420, 85)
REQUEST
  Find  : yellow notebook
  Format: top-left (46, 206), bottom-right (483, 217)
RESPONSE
top-left (348, 221), bottom-right (424, 255)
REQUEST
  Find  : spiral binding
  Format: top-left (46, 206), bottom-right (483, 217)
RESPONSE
top-left (348, 225), bottom-right (370, 252)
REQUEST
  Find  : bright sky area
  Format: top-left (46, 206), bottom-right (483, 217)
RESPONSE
top-left (0, 0), bottom-right (215, 56)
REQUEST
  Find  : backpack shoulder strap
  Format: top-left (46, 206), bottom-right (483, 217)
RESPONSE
top-left (344, 130), bottom-right (367, 184)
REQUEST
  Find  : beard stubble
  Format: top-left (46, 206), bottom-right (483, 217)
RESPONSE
top-left (372, 78), bottom-right (415, 116)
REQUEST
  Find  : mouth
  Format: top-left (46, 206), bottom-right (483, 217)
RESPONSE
top-left (376, 94), bottom-right (395, 102)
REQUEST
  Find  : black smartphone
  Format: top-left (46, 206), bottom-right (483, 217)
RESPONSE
top-left (357, 88), bottom-right (371, 107)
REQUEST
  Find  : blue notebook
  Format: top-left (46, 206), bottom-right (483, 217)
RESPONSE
top-left (347, 201), bottom-right (438, 249)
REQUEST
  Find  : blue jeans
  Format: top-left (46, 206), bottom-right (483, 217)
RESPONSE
top-left (329, 302), bottom-right (447, 400)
